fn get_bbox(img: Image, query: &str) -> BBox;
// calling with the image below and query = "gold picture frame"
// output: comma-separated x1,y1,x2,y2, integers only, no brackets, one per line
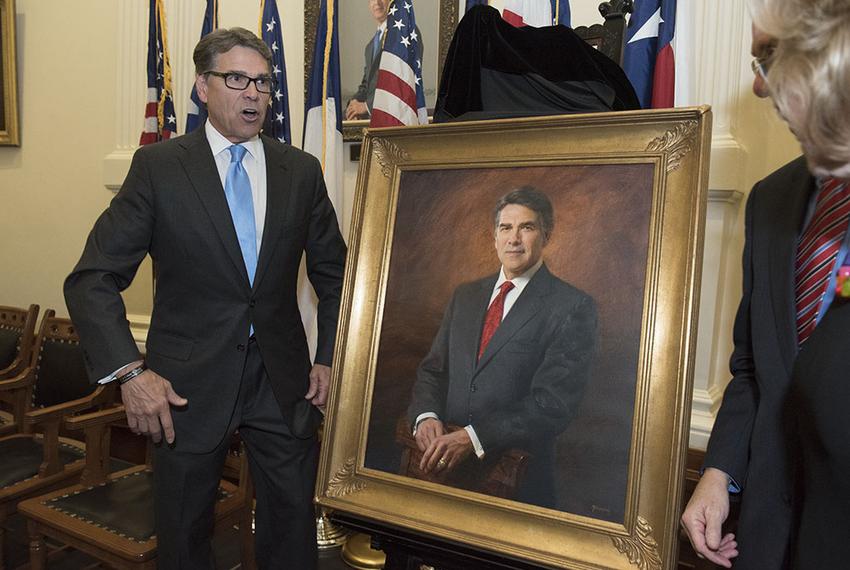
0,0,19,146
317,107,712,569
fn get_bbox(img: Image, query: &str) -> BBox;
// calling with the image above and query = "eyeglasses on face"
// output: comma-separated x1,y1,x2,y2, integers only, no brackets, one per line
751,57,770,82
205,71,274,94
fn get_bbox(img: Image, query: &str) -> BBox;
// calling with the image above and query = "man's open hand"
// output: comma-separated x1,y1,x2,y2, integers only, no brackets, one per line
120,366,187,444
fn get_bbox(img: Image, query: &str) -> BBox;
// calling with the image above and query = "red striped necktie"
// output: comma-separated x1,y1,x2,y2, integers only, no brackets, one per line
478,281,515,360
795,177,850,345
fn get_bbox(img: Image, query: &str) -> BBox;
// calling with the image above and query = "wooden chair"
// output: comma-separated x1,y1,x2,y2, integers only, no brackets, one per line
0,312,114,569
0,304,40,434
574,0,634,66
395,417,531,500
0,304,39,379
20,409,256,569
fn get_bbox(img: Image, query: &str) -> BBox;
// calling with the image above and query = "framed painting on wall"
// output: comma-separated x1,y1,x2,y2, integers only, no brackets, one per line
317,107,712,569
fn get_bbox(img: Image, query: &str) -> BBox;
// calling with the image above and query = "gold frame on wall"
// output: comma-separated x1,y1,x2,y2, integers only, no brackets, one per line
304,0,459,142
0,0,19,146
316,107,713,569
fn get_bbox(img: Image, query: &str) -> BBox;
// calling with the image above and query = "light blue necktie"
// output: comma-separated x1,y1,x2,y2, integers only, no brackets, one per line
224,144,258,286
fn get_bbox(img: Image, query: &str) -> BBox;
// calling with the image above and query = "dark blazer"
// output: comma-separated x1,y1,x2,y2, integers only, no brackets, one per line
64,127,347,453
788,298,850,568
704,156,814,569
408,264,597,506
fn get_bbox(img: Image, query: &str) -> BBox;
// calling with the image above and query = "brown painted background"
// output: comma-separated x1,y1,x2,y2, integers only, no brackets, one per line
363,162,655,522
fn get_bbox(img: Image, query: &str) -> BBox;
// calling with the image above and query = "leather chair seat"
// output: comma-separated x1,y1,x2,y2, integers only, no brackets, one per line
0,436,84,489
45,469,233,543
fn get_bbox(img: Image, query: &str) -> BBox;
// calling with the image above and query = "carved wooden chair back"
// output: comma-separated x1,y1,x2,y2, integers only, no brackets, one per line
0,303,39,380
573,0,634,66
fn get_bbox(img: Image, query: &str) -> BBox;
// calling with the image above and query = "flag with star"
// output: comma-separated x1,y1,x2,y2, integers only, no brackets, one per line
140,0,177,145
301,0,344,359
622,0,676,108
369,0,427,127
502,0,570,27
185,0,218,134
260,0,292,144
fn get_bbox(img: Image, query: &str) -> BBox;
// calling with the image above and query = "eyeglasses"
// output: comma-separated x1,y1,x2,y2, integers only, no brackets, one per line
205,71,274,94
751,57,770,82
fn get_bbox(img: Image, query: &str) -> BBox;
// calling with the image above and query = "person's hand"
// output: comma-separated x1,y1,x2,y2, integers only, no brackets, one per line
345,100,368,120
681,467,739,567
120,366,187,444
420,429,474,474
414,417,444,452
305,363,331,407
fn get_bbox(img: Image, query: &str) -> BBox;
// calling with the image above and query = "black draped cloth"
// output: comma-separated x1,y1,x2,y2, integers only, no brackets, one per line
434,6,639,123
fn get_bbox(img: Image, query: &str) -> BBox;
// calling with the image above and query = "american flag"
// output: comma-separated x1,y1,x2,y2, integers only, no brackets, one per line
185,0,218,134
502,0,571,27
260,0,292,144
369,0,427,127
140,0,177,146
623,0,677,108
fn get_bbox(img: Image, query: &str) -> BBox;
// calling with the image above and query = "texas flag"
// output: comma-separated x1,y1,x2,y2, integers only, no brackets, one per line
622,0,676,108
502,0,570,28
301,0,344,359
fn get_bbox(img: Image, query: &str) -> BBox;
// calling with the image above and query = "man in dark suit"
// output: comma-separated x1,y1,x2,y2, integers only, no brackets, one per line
64,28,346,570
682,2,850,566
345,0,389,120
408,187,597,507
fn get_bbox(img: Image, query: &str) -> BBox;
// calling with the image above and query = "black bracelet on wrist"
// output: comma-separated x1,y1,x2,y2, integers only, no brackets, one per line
117,363,148,385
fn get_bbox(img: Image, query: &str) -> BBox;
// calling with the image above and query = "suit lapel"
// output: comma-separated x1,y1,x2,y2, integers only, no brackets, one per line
474,266,551,373
461,276,496,374
253,137,293,292
768,159,815,375
177,129,249,285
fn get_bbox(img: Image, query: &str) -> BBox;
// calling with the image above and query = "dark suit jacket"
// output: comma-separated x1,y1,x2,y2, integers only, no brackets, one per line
408,264,597,506
703,156,814,569
64,127,347,453
788,298,850,568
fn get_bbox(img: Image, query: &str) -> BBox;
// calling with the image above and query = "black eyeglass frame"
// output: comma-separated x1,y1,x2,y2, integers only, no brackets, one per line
204,70,275,94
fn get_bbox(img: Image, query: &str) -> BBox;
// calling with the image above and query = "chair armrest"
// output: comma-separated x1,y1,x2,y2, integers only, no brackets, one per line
0,357,25,379
23,384,114,427
64,405,126,431
0,367,34,391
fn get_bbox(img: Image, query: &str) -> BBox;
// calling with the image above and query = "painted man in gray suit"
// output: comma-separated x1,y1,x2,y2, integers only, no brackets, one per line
408,186,597,507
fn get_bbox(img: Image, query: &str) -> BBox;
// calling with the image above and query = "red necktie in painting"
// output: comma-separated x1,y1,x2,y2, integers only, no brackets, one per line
478,281,515,360
795,178,850,345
